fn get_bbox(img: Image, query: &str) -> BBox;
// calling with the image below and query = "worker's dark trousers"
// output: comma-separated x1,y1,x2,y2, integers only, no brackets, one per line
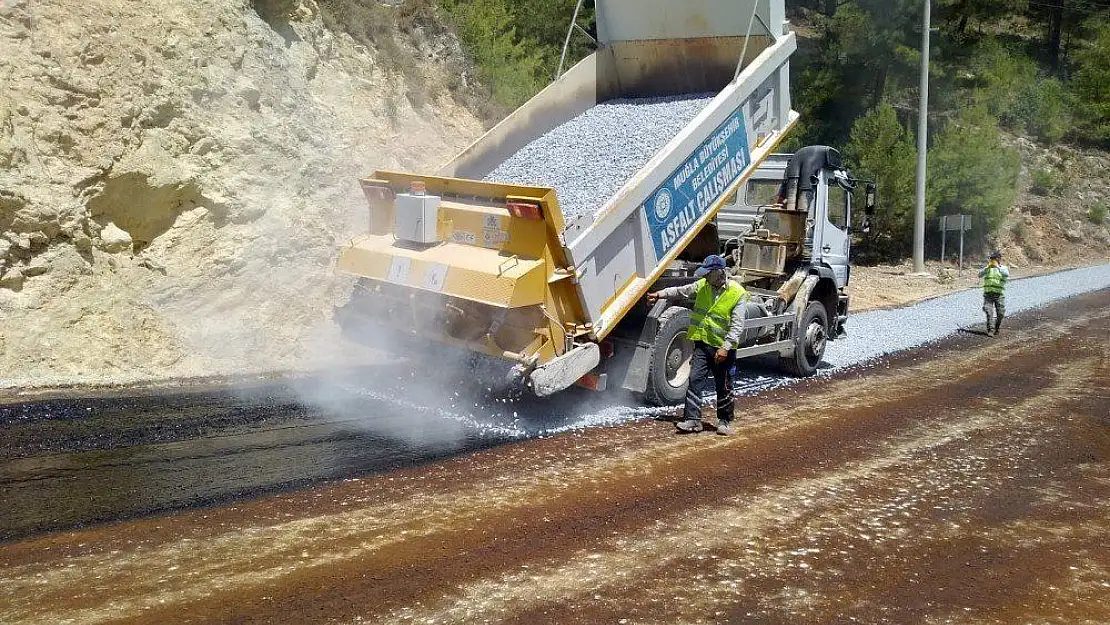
684,341,736,423
983,292,1005,330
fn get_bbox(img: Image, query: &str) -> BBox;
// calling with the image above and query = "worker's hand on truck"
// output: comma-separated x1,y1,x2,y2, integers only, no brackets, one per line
715,348,729,364
646,292,660,304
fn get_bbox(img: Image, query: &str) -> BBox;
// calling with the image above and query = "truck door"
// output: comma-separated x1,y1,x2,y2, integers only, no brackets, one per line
817,172,851,288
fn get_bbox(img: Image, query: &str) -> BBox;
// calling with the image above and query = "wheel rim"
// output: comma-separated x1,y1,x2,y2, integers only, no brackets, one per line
665,331,694,388
804,321,827,364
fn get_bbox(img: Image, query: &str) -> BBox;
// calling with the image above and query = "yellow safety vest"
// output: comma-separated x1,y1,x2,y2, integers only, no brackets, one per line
983,266,1006,295
687,279,747,348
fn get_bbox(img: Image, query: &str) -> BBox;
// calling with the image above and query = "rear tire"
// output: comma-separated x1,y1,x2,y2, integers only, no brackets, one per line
644,306,693,406
780,301,828,377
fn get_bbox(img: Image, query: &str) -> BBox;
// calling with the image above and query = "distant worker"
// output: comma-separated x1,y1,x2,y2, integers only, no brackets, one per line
647,255,748,435
979,250,1009,336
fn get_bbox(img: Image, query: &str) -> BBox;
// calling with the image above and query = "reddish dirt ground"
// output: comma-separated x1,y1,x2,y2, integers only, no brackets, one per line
1,290,1107,625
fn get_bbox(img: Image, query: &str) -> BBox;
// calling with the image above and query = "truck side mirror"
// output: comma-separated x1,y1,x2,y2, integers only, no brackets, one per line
857,183,876,234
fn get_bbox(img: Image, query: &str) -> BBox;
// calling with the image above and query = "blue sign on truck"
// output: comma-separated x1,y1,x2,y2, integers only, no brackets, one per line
645,108,751,258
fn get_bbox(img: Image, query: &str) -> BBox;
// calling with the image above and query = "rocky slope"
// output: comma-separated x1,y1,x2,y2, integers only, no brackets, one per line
996,138,1110,268
0,0,482,387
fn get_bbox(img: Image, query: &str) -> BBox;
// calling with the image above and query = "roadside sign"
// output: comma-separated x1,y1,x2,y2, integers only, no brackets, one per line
939,215,970,270
938,214,971,231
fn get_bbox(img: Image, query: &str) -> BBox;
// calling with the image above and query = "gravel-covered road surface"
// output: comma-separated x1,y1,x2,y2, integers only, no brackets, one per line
1,282,1107,624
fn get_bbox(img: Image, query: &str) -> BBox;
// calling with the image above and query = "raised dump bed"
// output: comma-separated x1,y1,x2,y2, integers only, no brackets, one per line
336,0,799,394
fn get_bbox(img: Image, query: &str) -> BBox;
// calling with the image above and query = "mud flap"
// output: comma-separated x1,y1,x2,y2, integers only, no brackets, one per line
618,299,669,395
529,343,601,397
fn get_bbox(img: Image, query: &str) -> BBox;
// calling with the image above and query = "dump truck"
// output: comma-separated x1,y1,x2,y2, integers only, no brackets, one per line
334,0,876,403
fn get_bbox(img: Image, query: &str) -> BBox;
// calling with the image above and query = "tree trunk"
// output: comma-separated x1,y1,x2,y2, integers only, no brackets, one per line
1047,0,1064,70
954,0,970,37
870,65,889,109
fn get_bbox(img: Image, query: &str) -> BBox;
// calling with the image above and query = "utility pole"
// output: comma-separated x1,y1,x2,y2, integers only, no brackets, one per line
913,0,931,274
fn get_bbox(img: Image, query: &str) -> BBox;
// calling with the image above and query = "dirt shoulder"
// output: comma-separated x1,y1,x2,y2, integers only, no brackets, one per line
848,258,1110,312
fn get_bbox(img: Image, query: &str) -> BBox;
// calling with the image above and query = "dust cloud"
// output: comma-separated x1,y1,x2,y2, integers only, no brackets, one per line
253,301,666,445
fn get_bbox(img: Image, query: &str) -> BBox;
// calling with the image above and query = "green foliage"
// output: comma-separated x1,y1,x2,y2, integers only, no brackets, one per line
845,104,919,259
438,0,594,115
1088,202,1108,225
969,39,1069,142
784,1,1110,261
1030,167,1063,196
936,0,1028,39
1014,77,1069,143
500,1,595,73
1072,17,1110,145
791,1,923,147
439,0,545,112
927,105,1020,247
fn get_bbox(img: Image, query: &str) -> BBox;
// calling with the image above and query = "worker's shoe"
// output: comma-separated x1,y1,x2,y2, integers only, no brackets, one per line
675,419,703,433
716,421,733,436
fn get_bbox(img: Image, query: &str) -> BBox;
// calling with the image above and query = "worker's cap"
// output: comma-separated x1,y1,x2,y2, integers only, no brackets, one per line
989,250,1003,260
694,254,726,278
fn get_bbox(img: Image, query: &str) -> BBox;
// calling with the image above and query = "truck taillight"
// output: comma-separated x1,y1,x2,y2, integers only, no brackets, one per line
507,201,543,220
575,372,607,392
599,339,615,359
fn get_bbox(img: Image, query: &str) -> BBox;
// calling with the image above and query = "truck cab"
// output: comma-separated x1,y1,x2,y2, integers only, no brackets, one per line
618,146,876,405
720,146,871,335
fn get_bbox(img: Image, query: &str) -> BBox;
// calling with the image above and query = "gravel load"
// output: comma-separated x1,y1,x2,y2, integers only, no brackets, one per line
484,94,716,222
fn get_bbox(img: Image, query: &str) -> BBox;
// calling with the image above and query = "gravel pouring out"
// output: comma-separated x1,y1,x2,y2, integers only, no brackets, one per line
483,94,716,221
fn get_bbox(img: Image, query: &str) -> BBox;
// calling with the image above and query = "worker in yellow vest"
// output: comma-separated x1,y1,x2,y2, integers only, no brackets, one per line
648,255,748,435
979,250,1009,336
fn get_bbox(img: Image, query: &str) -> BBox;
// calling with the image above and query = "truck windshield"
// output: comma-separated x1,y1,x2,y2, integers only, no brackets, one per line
745,180,780,207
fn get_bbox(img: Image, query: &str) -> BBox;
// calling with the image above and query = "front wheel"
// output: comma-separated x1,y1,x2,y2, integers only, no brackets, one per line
780,301,829,377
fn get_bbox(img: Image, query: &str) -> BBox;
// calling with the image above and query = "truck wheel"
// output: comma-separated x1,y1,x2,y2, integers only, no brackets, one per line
644,306,693,406
780,301,828,377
